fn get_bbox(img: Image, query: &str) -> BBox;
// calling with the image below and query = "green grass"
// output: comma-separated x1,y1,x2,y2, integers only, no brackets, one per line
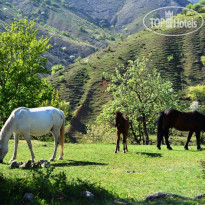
1,140,205,204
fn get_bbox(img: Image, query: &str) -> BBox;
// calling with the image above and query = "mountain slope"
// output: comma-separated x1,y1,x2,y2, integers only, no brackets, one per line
0,0,191,68
67,0,190,35
0,0,115,68
49,12,205,140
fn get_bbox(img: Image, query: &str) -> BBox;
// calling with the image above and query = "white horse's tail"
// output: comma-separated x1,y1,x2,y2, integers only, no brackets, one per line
59,118,65,158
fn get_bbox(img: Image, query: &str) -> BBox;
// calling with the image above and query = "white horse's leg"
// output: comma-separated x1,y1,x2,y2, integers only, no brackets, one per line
10,133,19,162
24,133,35,162
50,130,59,162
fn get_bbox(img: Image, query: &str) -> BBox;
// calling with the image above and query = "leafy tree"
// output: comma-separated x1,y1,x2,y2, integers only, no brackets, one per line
51,64,64,75
187,85,205,113
0,19,52,124
189,101,201,111
186,3,193,10
120,34,124,41
78,26,85,32
74,56,82,63
187,85,205,103
201,56,205,66
41,89,70,118
185,1,205,13
97,57,181,144
192,3,202,12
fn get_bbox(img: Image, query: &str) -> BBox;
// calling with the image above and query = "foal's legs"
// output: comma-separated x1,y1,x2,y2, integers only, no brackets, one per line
184,131,193,150
125,138,128,152
10,133,19,162
164,129,172,150
115,131,120,153
196,131,202,151
50,129,60,161
24,133,35,162
122,133,128,153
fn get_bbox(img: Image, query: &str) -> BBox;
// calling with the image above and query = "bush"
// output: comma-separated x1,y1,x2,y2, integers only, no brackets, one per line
51,64,64,75
0,167,116,204
85,123,116,143
79,26,85,32
74,56,82,63
201,56,205,66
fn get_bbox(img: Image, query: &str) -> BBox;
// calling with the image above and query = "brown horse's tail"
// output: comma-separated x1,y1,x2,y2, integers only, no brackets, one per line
157,112,165,149
59,118,65,158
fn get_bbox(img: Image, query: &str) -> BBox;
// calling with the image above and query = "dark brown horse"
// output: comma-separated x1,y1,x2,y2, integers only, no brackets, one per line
157,109,205,150
114,111,129,153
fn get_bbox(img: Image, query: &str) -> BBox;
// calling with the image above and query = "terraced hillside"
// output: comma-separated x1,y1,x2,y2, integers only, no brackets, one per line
49,12,205,140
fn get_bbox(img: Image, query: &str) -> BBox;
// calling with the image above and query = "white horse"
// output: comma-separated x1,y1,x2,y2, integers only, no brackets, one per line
0,106,65,163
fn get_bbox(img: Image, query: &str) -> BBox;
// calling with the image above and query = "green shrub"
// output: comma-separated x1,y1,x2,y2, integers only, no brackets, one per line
107,45,111,52
74,56,82,63
167,55,174,62
0,167,115,204
79,26,85,32
61,31,70,37
51,64,64,75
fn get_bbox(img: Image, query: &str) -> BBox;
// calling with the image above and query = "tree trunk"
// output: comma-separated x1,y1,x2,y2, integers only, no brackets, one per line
138,122,142,145
130,121,140,144
142,113,149,145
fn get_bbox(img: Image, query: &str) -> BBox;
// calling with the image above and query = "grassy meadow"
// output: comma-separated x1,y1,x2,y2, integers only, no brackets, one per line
0,140,205,204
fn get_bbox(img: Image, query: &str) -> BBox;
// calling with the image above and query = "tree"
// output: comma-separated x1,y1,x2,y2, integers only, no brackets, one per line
74,56,82,63
98,57,181,144
51,64,64,75
0,19,52,124
187,84,205,113
187,85,205,103
41,89,70,118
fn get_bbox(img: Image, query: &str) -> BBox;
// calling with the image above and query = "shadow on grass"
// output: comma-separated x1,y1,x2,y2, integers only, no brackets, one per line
137,197,204,205
136,152,162,158
164,148,205,152
53,160,108,167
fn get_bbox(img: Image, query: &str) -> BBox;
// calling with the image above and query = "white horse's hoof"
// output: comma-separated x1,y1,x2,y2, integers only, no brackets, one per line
49,158,54,162
58,157,63,160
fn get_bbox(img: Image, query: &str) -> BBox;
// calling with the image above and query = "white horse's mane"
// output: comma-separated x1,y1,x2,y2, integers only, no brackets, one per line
0,114,15,141
0,107,27,141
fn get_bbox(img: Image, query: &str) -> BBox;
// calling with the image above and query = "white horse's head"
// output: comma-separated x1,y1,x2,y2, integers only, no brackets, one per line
0,140,8,163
